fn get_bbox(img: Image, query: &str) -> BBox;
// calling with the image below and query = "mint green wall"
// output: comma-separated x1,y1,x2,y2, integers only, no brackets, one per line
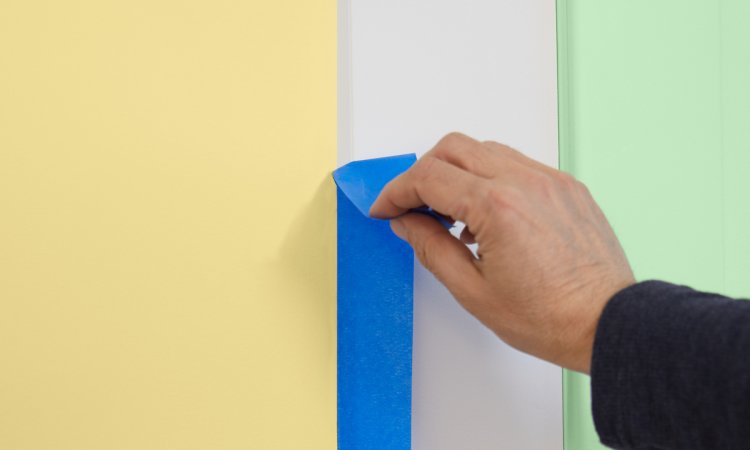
557,1,750,448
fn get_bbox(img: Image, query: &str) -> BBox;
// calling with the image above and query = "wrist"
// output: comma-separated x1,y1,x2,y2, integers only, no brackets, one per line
561,277,635,374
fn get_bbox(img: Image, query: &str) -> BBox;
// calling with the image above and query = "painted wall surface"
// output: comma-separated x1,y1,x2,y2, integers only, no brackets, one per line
341,1,563,448
0,1,337,449
557,1,750,448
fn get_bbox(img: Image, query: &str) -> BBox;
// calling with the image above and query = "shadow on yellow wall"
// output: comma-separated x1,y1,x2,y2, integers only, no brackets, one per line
275,175,337,373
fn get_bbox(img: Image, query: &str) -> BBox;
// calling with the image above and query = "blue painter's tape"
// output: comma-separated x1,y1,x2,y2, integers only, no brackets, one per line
335,154,417,450
333,153,453,229
334,153,417,217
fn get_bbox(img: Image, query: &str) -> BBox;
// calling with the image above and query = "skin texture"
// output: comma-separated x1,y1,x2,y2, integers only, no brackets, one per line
370,132,635,374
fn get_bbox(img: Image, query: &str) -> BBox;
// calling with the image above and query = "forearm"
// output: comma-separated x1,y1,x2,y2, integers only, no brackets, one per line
592,281,750,449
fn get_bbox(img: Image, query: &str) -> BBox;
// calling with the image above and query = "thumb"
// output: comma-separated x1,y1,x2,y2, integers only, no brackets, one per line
391,213,482,299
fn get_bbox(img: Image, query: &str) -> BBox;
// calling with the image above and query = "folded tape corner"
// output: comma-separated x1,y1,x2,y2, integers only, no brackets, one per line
333,153,452,228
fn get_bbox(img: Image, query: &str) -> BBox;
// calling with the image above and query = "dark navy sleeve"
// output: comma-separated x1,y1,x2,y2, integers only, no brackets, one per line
591,280,750,450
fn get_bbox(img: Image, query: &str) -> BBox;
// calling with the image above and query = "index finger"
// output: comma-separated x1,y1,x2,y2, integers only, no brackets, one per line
369,155,486,223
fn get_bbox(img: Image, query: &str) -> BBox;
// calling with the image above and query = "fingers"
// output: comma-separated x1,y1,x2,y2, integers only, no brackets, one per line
369,132,554,225
424,132,555,181
369,156,485,222
480,140,556,175
390,213,482,299
428,132,498,178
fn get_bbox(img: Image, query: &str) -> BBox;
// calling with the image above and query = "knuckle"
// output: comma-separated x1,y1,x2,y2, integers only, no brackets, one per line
481,140,502,150
480,140,506,159
555,171,590,198
413,156,438,183
555,171,578,189
438,131,470,150
482,140,514,156
577,179,592,196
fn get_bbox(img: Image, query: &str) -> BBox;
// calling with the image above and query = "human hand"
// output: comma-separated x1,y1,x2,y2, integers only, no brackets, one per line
369,133,635,374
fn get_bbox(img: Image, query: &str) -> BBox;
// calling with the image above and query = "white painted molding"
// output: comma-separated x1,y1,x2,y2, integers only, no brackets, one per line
338,1,563,448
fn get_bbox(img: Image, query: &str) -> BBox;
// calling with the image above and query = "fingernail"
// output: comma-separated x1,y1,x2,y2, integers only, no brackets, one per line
390,218,406,239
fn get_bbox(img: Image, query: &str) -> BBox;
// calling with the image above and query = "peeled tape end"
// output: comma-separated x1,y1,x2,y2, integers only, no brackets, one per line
333,153,453,229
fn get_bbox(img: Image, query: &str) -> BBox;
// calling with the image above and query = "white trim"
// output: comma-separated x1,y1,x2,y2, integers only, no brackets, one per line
339,1,563,447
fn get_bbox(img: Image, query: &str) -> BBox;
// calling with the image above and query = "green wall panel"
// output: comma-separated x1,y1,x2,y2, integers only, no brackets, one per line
557,1,750,448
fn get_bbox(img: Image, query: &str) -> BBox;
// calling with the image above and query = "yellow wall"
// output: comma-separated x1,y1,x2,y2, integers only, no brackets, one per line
0,1,337,448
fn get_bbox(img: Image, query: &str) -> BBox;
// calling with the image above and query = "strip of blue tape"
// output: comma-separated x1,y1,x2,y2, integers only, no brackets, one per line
334,154,416,450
